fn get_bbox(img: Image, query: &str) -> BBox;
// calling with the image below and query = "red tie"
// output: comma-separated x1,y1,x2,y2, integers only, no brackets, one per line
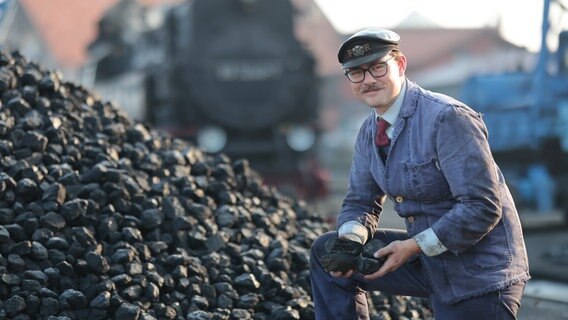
375,118,390,147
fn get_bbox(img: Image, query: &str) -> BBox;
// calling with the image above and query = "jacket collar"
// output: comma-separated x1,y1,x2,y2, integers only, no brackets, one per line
399,78,419,118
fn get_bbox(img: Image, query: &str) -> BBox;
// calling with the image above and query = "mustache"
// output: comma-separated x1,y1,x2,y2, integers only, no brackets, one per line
360,84,382,93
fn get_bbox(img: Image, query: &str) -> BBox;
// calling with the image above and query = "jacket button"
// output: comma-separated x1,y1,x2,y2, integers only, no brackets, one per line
395,196,404,203
407,216,415,223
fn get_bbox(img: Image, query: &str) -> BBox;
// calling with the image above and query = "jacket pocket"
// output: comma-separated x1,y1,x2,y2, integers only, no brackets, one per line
403,159,451,201
460,221,512,275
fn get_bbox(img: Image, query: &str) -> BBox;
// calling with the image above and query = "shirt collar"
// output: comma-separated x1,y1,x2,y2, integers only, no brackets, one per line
374,79,406,125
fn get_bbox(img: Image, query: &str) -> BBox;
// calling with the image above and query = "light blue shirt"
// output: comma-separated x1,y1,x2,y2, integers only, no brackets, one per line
374,79,405,139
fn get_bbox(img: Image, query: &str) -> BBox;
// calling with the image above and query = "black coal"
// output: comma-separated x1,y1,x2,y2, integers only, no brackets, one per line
0,51,433,320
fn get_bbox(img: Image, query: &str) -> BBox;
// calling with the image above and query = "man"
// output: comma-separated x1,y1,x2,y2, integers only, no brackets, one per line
309,28,530,320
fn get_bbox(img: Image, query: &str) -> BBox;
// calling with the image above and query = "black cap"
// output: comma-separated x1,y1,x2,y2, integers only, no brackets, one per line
338,28,400,68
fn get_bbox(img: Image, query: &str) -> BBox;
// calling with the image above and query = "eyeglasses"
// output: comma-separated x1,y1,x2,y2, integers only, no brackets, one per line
344,56,394,83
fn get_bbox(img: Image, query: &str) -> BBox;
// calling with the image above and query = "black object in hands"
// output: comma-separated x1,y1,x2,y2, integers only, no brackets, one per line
320,237,387,275
320,237,363,273
356,239,387,275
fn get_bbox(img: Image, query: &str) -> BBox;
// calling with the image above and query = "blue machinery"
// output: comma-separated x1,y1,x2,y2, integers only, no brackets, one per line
461,0,568,217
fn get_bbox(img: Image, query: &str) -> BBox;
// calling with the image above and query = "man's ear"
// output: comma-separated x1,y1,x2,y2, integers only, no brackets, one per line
397,54,407,77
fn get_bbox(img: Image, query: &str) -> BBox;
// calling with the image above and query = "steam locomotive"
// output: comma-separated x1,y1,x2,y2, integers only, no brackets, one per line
89,0,328,199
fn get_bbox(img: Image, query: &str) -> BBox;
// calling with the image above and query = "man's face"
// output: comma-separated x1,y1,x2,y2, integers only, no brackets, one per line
345,53,406,114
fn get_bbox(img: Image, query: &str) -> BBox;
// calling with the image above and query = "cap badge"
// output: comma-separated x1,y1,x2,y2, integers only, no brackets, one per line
347,44,371,58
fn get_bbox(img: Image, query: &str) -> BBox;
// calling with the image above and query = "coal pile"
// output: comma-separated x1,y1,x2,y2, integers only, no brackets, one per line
0,50,432,320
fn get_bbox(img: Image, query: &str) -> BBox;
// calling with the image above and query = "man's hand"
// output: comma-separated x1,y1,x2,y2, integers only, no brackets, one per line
363,238,421,280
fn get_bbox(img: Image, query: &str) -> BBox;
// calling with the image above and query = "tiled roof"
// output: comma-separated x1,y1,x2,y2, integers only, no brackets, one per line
395,27,516,74
291,0,343,76
19,0,513,77
19,0,182,68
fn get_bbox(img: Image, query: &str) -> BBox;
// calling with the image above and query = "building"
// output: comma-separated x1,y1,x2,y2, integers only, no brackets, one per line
0,0,180,82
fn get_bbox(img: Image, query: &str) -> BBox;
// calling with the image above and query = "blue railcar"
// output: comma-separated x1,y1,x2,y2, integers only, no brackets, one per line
461,0,568,219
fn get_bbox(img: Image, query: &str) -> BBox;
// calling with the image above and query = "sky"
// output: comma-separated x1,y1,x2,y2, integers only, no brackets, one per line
313,0,557,53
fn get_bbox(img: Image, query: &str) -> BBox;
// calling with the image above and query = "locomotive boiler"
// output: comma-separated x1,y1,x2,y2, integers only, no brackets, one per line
90,0,328,199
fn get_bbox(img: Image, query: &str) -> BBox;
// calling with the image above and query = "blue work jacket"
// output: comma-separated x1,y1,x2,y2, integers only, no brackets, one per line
338,80,530,304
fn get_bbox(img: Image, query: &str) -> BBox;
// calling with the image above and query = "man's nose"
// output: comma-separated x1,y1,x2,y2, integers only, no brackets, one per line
362,70,377,83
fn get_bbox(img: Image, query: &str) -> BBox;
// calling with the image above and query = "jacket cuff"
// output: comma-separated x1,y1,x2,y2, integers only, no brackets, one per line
337,221,368,244
414,228,447,256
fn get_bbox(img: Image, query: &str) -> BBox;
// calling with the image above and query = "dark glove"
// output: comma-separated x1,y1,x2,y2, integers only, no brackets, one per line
320,237,363,273
320,237,387,275
356,238,387,275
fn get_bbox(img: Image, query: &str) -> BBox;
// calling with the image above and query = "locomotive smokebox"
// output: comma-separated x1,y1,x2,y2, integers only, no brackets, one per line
181,0,317,130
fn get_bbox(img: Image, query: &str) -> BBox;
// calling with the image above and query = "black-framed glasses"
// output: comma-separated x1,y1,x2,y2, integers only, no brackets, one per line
344,56,394,83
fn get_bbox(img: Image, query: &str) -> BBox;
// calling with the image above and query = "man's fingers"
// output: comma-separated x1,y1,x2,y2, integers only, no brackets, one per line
373,243,394,258
363,261,392,279
330,269,354,278
365,248,401,279
330,271,342,277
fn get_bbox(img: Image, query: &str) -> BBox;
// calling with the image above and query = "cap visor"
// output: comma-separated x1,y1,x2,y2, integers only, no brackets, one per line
341,50,391,69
